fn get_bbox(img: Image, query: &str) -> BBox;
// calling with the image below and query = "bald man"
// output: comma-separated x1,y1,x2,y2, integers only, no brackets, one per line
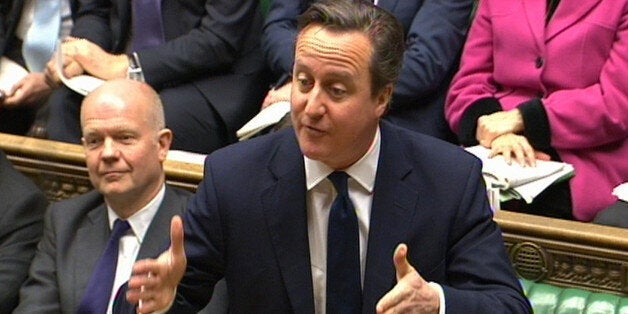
16,79,226,314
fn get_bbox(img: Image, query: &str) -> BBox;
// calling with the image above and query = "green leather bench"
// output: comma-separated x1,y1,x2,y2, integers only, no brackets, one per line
521,279,628,314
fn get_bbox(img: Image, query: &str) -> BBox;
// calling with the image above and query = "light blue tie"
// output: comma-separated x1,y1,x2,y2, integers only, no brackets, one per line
22,0,61,73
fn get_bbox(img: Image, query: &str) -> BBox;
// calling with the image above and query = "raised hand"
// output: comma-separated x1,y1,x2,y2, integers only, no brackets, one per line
126,216,187,313
376,244,440,314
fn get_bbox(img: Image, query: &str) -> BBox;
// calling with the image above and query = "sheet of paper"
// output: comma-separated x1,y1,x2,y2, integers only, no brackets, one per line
56,45,104,96
0,56,29,93
236,101,291,140
612,182,628,202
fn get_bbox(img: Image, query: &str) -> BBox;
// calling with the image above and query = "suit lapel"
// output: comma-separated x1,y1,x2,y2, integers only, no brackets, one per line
521,0,547,51
137,186,186,260
362,123,419,312
261,132,315,313
546,0,602,41
73,204,109,304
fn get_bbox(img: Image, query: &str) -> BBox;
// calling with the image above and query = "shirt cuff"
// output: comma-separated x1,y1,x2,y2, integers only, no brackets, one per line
428,281,446,314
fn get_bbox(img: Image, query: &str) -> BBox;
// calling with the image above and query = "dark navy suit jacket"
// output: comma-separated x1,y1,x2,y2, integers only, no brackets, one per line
170,121,531,313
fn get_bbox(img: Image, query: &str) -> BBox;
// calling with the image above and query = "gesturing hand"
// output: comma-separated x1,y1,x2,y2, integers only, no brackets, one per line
126,216,187,313
376,244,440,314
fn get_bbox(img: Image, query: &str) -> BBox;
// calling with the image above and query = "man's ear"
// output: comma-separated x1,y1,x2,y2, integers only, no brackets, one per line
375,83,394,118
157,129,173,160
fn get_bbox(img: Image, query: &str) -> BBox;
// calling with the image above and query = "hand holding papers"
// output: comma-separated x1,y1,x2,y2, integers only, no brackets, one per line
466,145,575,204
56,44,104,96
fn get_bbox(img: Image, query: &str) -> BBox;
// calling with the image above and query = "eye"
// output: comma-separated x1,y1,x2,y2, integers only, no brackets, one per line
117,133,136,144
328,86,347,99
296,76,313,91
84,136,103,149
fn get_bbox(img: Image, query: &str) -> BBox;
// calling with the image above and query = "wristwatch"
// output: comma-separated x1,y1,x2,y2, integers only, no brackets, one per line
127,52,145,82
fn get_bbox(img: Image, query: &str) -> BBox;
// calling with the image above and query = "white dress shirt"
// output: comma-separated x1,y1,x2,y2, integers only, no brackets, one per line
304,127,445,314
105,184,166,314
16,0,73,42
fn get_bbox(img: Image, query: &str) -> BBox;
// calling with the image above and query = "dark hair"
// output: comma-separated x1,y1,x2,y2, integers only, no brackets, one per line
297,0,405,97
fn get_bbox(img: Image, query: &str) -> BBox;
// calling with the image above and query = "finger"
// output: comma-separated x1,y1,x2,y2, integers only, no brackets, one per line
521,142,537,167
512,143,527,167
535,151,551,161
169,215,185,266
376,285,406,313
393,243,415,281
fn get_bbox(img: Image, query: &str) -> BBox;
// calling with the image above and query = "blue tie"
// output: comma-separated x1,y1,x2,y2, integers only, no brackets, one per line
132,0,166,51
78,219,131,314
326,171,362,313
22,0,61,72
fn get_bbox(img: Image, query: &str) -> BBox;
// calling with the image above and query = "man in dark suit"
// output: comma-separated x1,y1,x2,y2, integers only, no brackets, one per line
0,150,48,313
45,0,269,154
261,0,473,143
125,1,531,313
15,79,225,313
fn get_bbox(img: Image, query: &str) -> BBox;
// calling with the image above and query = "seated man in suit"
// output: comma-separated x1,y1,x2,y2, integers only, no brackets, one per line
44,0,269,154
15,79,226,313
0,0,73,136
0,149,48,313
123,1,531,313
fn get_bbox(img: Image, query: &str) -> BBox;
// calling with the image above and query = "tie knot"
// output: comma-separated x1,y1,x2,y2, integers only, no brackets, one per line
328,171,349,196
111,219,131,241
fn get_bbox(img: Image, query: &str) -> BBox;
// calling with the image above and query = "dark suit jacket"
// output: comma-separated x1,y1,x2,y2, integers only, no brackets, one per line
14,186,191,313
0,150,48,314
262,0,472,142
70,0,269,142
170,121,531,313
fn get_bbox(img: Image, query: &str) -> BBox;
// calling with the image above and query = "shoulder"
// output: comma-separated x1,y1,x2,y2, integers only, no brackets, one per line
46,190,104,223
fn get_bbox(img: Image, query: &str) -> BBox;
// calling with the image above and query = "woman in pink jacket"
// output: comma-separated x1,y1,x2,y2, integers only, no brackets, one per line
446,0,628,221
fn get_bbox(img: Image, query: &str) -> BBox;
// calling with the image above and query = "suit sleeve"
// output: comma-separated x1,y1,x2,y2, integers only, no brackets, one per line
441,159,531,313
69,0,113,50
392,0,473,109
137,0,259,88
445,0,501,137
0,189,47,313
13,204,63,314
261,0,307,77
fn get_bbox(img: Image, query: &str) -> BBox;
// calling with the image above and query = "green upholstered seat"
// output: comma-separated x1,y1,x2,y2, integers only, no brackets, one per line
520,279,628,314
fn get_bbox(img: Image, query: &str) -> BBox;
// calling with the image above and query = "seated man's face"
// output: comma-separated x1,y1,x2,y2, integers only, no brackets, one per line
291,25,388,170
81,91,168,203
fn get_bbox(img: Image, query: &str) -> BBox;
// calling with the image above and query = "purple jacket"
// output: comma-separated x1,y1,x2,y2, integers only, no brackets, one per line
446,0,628,221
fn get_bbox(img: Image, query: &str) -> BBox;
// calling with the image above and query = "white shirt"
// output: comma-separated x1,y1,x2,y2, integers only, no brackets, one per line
105,184,166,314
305,127,445,314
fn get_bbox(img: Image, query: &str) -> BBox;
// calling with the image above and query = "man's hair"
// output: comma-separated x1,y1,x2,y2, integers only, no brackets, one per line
298,0,405,97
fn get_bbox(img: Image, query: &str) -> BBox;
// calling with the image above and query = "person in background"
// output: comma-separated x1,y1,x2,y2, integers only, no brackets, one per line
261,0,473,142
0,0,73,136
0,149,48,313
15,79,226,313
44,0,269,154
445,0,628,221
121,1,530,313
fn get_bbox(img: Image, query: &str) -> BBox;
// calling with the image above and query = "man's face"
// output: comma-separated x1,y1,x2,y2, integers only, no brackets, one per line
81,94,169,203
291,26,390,169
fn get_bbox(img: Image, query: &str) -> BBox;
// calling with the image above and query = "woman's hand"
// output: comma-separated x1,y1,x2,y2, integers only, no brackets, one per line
488,133,550,167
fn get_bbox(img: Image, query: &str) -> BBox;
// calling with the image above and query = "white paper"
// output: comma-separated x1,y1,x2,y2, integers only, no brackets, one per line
56,45,104,96
0,56,29,93
612,182,628,202
166,150,207,166
236,101,291,140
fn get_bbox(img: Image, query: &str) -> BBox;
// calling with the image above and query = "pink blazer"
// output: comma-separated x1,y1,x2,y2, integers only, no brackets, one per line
446,0,628,221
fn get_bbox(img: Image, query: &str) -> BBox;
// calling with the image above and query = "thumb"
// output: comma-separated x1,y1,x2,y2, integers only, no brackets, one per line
169,215,185,267
393,243,415,281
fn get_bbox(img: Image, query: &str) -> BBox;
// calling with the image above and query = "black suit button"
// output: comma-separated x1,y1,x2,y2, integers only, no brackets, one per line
535,57,544,68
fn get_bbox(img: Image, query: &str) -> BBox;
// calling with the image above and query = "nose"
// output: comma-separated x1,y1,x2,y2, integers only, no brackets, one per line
101,138,120,160
303,85,325,118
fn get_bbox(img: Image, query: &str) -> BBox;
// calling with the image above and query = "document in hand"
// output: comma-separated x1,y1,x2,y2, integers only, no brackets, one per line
236,101,291,141
56,43,104,96
465,145,575,204
0,56,29,93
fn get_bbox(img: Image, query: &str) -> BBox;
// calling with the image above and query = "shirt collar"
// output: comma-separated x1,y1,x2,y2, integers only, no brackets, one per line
305,127,380,193
107,184,166,243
